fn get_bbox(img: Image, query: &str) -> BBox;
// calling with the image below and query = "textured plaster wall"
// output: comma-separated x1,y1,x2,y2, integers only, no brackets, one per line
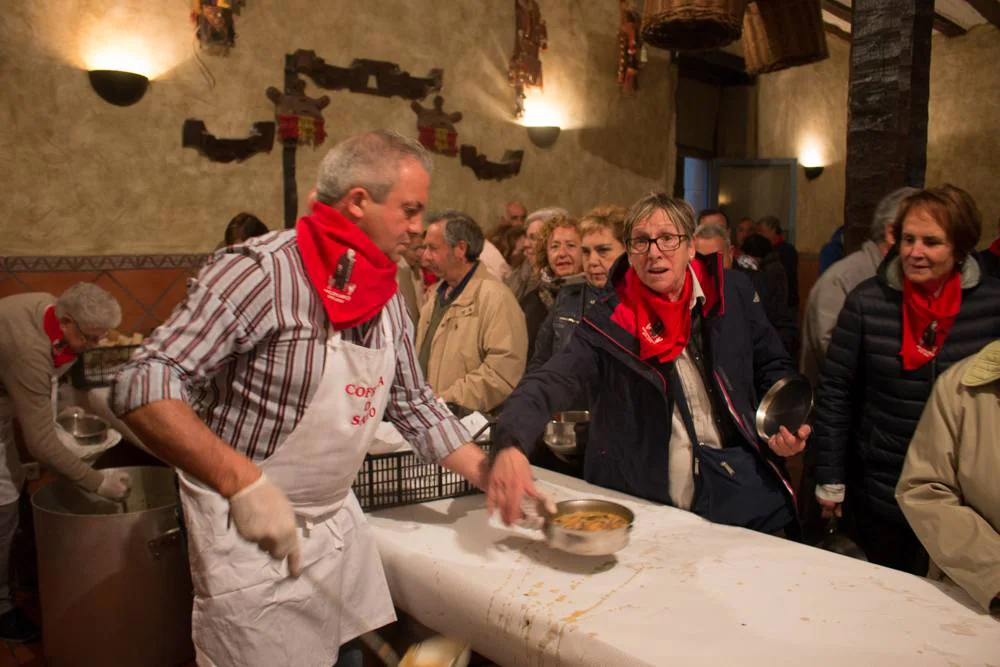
756,36,850,254
757,25,1000,253
0,0,676,256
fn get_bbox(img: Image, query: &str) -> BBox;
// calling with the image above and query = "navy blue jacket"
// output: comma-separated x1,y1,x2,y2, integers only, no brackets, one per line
810,254,1000,523
495,255,796,508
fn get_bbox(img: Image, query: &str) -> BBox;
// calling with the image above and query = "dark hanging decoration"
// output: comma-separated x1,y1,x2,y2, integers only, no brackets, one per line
410,96,462,156
459,145,524,181
181,119,275,163
266,78,331,147
289,50,443,101
619,1,642,92
191,0,246,52
508,0,548,118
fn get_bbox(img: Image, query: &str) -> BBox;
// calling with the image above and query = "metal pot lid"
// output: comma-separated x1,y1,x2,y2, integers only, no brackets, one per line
755,374,814,441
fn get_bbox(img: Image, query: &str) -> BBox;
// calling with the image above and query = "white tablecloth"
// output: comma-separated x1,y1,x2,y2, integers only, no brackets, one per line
369,469,999,667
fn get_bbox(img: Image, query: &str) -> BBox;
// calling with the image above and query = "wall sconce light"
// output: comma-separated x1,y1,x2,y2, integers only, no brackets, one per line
803,165,824,181
526,126,561,149
88,70,150,107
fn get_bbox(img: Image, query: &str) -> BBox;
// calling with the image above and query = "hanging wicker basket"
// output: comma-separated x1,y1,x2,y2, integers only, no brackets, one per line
742,0,830,74
641,0,749,51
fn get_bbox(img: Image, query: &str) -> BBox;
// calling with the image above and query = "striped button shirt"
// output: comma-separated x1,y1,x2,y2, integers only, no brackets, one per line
111,230,470,462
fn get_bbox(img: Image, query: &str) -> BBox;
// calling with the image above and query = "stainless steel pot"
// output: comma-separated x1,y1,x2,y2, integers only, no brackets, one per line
543,498,634,556
542,410,590,462
32,466,194,667
755,374,814,440
55,412,108,446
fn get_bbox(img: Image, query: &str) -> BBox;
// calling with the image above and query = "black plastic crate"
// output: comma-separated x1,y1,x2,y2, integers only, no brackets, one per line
70,345,141,389
352,442,493,512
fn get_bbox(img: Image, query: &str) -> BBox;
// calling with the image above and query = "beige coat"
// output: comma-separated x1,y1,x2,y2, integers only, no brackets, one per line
416,263,527,412
896,341,1000,612
800,240,883,386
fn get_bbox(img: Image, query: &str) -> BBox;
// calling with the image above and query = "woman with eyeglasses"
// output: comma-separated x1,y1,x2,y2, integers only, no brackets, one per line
487,192,807,533
810,184,1000,575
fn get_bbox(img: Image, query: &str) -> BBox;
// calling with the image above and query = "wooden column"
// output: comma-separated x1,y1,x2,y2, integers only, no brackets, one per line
842,0,934,253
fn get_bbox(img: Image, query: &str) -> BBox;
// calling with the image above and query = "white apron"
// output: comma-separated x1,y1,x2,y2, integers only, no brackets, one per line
180,315,398,667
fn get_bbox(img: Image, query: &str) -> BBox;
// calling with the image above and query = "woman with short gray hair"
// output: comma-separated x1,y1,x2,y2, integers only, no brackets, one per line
491,191,806,534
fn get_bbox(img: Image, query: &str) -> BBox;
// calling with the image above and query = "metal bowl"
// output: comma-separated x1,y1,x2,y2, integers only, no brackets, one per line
56,413,109,446
544,498,634,556
542,411,589,462
755,374,814,440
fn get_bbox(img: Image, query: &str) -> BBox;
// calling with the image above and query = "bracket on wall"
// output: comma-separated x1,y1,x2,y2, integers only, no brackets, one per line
181,119,275,163
289,50,443,100
411,96,463,156
459,145,524,181
508,0,547,118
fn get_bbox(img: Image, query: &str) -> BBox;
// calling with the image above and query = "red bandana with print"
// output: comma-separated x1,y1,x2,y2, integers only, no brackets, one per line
900,272,962,371
296,202,398,330
43,306,77,368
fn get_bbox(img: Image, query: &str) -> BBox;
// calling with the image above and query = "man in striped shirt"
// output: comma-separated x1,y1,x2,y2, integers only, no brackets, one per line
111,130,487,667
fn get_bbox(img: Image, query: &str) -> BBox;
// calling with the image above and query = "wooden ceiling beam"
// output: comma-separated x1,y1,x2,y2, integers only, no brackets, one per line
965,0,1000,29
825,0,968,37
825,22,853,41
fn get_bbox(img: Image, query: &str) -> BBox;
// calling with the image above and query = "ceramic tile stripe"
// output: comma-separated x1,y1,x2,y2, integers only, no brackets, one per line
1,254,208,272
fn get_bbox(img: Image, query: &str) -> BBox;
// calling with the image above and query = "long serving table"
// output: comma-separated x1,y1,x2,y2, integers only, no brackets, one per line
368,468,999,666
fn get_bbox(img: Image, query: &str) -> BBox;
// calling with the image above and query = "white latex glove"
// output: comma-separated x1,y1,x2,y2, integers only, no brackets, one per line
228,474,302,577
96,470,131,500
516,491,559,531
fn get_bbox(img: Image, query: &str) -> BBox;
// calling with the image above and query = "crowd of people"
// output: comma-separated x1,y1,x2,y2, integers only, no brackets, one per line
1,129,997,664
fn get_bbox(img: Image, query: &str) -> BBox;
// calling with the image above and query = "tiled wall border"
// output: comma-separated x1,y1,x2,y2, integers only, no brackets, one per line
2,254,209,272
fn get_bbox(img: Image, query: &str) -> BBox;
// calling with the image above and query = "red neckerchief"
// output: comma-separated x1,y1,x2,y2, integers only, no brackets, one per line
900,272,962,371
43,305,77,368
989,237,1000,257
613,266,695,363
296,202,398,330
421,268,438,287
774,235,785,246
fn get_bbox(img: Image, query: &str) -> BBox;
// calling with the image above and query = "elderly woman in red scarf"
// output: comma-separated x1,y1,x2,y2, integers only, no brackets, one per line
488,192,808,533
809,184,1000,575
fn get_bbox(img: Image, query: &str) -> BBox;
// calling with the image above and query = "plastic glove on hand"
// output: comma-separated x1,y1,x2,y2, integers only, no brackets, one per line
228,474,302,577
96,470,131,500
516,491,558,531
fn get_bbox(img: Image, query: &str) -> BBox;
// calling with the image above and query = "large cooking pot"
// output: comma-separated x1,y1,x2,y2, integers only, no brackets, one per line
31,466,194,667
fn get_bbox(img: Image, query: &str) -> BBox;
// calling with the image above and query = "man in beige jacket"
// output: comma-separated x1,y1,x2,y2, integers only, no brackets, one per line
0,283,130,641
799,187,917,386
417,210,528,413
896,340,1000,614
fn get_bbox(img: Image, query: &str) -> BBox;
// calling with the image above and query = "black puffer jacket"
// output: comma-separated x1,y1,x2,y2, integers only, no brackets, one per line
811,253,1000,523
526,281,611,374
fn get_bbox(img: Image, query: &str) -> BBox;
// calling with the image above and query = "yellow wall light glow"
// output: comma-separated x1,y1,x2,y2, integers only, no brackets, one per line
519,91,564,128
798,136,826,168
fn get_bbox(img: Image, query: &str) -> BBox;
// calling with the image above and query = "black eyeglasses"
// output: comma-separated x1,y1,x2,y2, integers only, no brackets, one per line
627,233,689,254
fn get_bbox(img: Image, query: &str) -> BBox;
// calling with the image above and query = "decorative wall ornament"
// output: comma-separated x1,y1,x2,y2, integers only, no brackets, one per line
619,1,642,92
410,96,463,156
459,145,524,181
508,0,548,118
266,79,331,147
181,120,275,163
290,50,443,100
191,0,246,52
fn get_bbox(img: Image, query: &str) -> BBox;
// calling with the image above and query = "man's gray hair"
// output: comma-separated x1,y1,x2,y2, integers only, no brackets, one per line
872,186,920,242
623,191,697,243
315,129,433,205
694,222,731,249
55,283,121,330
757,215,782,235
525,207,570,226
427,210,485,262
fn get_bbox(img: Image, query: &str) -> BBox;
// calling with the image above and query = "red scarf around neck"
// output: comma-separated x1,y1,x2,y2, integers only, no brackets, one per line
296,202,398,330
989,237,1000,257
900,272,962,371
613,266,695,363
43,306,78,368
